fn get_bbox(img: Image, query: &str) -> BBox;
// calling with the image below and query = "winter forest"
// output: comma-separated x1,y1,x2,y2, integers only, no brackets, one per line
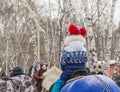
0,0,120,77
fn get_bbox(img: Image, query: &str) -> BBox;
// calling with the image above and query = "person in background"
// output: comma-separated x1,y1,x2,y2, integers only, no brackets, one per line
90,69,96,75
114,74,120,87
10,66,24,77
7,66,37,92
52,24,89,92
97,69,103,75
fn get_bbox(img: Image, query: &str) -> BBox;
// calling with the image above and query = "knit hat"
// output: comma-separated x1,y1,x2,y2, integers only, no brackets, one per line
11,66,24,77
60,24,88,82
61,75,120,92
64,24,87,46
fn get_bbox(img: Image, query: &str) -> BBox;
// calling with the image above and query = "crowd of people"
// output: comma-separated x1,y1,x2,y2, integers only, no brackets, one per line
0,64,119,92
0,66,38,92
0,24,120,92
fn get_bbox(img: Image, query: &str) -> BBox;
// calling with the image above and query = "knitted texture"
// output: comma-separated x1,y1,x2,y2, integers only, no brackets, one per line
60,50,87,81
61,50,87,70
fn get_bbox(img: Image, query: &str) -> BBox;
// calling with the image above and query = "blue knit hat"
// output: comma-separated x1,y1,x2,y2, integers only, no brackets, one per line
61,75,120,92
11,66,24,77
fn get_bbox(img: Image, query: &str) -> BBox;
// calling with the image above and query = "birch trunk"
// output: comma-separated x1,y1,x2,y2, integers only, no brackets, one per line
114,24,120,65
23,0,46,61
97,0,104,61
5,39,9,75
103,0,117,76
44,21,50,66
81,0,97,68
104,0,117,63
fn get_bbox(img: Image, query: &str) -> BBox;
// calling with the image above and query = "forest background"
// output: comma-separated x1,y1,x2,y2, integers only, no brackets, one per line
0,0,120,76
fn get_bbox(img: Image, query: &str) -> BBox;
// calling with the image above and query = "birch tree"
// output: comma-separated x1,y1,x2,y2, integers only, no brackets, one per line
113,23,120,65
104,0,117,64
81,0,97,68
0,0,45,74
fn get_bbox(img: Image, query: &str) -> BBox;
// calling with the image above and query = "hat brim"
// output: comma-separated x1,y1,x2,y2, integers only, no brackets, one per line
64,35,86,46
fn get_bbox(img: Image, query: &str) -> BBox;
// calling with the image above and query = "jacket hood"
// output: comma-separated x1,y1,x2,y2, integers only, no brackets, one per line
61,75,120,92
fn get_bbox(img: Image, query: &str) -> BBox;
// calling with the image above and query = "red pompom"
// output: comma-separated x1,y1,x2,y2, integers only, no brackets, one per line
79,28,87,37
68,24,87,37
68,24,79,35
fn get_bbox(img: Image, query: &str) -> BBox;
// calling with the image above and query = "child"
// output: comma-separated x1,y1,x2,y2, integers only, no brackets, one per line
52,24,89,92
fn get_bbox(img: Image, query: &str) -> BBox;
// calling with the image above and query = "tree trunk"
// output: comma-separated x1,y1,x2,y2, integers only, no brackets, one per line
104,0,117,63
81,0,97,68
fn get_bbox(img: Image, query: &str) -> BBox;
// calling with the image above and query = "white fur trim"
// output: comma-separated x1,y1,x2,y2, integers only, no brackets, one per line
42,66,62,91
64,35,86,46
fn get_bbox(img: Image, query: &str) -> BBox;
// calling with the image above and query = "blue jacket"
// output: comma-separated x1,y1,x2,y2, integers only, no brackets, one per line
60,75,120,92
60,50,87,81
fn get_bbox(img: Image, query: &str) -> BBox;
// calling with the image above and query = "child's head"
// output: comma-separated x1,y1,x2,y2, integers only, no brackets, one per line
64,24,87,52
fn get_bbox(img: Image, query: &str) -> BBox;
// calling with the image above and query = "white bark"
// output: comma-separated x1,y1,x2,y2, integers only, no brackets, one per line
44,21,50,65
5,39,9,75
114,24,120,64
81,0,97,68
97,0,103,60
23,0,46,61
104,0,117,63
